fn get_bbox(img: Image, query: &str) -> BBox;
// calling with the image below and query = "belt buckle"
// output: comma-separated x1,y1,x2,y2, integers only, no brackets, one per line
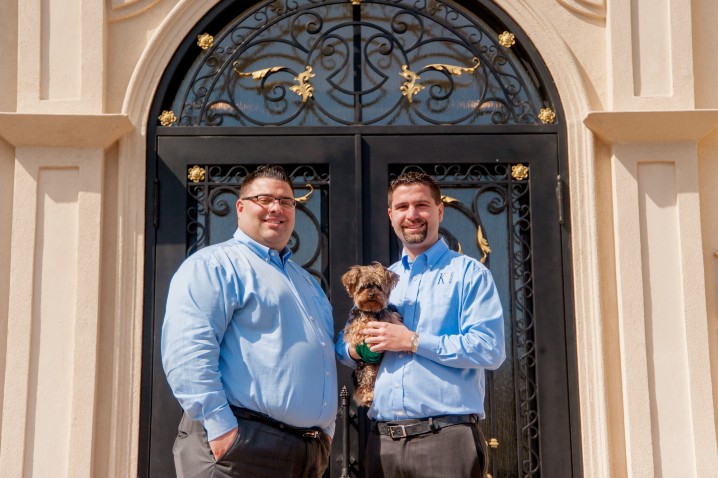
389,424,407,438
303,430,320,439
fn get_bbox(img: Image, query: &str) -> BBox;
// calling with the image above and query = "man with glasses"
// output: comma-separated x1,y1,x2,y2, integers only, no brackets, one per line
162,165,337,478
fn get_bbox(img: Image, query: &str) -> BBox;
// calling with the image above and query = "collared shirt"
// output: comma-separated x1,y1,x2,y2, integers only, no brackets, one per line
162,228,337,441
337,238,505,421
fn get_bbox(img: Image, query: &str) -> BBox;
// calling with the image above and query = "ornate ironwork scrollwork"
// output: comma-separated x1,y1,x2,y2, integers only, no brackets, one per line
233,63,286,81
185,164,330,293
234,63,316,103
289,66,315,103
399,65,425,103
295,184,314,204
169,0,549,126
424,57,480,77
401,57,481,103
441,194,491,263
510,177,539,476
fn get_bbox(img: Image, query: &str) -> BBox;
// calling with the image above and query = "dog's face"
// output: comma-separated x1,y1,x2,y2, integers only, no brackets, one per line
341,262,400,313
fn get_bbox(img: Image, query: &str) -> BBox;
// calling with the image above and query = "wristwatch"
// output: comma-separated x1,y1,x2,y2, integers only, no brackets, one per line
410,333,419,353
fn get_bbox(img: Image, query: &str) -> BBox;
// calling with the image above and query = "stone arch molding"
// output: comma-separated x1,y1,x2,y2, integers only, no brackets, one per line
121,1,605,476
555,0,605,21
107,0,162,22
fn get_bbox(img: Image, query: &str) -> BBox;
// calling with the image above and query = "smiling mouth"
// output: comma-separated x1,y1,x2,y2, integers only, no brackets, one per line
402,221,425,230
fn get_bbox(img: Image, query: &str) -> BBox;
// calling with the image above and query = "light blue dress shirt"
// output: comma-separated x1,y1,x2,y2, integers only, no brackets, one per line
162,228,338,441
337,238,505,421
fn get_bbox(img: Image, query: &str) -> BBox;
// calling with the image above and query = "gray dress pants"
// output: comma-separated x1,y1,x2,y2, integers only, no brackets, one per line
172,412,330,478
364,420,488,478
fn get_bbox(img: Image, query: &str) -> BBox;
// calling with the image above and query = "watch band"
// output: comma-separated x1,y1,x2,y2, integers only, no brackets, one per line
410,333,419,353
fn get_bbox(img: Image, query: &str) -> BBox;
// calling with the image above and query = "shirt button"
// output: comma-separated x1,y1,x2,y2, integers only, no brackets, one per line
326,371,330,376
309,316,314,321
407,300,414,306
397,411,404,416
265,258,269,262
398,354,404,358
413,276,419,281
323,402,328,406
321,342,326,346
394,383,400,388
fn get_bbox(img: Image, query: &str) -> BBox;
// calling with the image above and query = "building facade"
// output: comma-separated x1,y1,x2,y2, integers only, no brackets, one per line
0,1,716,477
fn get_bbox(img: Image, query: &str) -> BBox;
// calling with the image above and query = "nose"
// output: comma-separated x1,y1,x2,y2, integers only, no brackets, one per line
267,199,283,212
406,205,420,219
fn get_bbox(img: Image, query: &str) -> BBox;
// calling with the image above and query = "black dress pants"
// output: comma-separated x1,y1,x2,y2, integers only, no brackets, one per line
172,412,330,478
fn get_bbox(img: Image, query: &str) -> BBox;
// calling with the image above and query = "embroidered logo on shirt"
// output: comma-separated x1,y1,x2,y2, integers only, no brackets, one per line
437,272,454,284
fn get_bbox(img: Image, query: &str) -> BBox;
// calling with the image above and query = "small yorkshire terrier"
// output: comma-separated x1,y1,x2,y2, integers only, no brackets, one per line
341,262,401,407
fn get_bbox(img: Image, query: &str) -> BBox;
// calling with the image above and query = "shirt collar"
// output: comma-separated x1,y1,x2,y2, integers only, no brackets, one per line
233,228,293,265
401,238,449,270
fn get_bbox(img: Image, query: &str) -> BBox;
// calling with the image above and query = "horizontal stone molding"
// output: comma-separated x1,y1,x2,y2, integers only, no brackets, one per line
585,110,718,144
0,114,134,148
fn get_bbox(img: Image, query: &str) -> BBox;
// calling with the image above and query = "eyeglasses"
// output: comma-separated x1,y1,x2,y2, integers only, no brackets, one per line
241,194,297,209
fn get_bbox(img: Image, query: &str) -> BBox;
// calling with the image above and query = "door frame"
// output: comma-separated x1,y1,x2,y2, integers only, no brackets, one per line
141,124,580,477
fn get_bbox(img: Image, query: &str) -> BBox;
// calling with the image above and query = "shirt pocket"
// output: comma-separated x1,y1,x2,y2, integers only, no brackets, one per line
431,283,458,307
420,285,461,333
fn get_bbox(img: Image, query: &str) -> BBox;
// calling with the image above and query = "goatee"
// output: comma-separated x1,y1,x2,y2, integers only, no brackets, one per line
401,223,428,244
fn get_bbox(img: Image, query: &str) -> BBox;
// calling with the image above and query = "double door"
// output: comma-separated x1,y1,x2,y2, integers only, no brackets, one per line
141,130,577,477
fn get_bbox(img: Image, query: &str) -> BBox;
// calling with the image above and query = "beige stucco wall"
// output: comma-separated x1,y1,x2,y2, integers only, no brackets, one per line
694,0,718,449
0,0,716,476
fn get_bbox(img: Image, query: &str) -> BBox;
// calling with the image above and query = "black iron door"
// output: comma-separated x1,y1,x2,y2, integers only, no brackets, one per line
362,133,574,478
142,129,577,478
142,134,359,477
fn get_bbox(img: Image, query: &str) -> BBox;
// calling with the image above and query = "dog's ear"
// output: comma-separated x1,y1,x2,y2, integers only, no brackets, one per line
382,267,400,291
387,269,400,291
341,266,362,297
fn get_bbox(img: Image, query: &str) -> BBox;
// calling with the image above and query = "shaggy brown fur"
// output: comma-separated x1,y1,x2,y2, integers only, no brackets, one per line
341,262,401,407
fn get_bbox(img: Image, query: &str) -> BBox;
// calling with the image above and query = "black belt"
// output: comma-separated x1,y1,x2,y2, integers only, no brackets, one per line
374,414,477,439
230,405,324,440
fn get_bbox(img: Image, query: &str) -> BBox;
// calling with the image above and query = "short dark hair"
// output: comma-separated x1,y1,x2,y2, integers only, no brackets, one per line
387,171,441,206
240,165,293,196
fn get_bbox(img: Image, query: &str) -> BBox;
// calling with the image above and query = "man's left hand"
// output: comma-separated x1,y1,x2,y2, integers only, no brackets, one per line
363,321,414,352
